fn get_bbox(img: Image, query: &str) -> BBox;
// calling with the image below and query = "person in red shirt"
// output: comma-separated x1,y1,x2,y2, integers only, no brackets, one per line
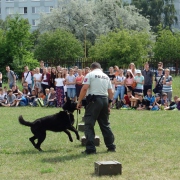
76,69,84,99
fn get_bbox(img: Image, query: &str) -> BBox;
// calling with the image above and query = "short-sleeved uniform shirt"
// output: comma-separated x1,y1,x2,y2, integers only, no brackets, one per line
83,69,112,96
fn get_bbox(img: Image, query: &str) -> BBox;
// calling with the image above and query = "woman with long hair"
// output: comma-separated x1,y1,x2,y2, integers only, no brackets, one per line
124,69,134,95
55,71,65,107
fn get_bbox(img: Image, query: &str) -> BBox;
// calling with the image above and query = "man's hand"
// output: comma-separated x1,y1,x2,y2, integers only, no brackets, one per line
77,102,82,110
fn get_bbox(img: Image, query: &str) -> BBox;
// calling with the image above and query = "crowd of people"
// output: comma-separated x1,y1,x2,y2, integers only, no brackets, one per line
0,60,179,111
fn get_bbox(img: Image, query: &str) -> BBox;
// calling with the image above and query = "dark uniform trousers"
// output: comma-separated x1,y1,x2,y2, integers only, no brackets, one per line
84,96,116,151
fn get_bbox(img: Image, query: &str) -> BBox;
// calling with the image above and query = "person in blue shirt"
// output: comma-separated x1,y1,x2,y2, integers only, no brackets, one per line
144,89,155,110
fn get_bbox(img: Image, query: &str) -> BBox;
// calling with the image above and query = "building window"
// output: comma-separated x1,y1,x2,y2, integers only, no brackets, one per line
19,7,27,14
32,7,40,14
6,0,14,2
19,0,27,2
6,7,14,14
0,8,1,15
32,19,39,26
45,6,53,13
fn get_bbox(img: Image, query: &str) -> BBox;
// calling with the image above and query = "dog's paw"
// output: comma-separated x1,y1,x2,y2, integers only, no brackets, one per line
70,139,73,142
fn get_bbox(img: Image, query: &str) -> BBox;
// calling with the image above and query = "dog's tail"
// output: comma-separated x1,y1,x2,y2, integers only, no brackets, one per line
19,115,33,127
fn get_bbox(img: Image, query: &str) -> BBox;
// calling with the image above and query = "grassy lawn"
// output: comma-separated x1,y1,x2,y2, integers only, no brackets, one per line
0,107,180,180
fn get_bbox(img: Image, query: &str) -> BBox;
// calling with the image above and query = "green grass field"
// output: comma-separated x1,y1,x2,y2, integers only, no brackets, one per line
0,107,180,180
0,77,180,179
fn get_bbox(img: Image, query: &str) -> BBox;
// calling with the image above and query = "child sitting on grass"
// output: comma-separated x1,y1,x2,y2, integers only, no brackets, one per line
136,93,146,110
150,93,161,111
164,95,179,110
161,93,169,109
144,89,155,110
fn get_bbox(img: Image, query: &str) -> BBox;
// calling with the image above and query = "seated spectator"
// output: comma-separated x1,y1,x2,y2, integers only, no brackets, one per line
43,88,50,106
27,90,37,105
144,89,155,110
136,93,146,110
12,85,22,97
3,86,8,99
47,87,56,107
176,98,180,110
131,92,139,108
14,92,28,107
150,93,161,111
33,90,45,107
1,89,16,107
0,88,6,105
164,95,179,110
123,90,132,108
161,93,169,108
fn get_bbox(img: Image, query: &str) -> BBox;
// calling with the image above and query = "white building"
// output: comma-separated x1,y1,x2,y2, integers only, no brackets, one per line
0,0,58,31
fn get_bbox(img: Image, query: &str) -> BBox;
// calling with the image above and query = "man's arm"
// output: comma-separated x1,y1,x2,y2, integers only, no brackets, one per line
77,84,89,108
108,89,113,100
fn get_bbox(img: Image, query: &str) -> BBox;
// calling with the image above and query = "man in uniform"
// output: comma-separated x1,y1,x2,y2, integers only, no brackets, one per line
77,62,116,154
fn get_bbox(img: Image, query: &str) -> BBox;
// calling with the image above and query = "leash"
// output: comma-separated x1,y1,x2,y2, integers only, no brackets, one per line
76,109,80,130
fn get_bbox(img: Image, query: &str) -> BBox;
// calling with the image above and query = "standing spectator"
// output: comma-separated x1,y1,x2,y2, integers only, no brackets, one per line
55,72,65,107
76,69,84,99
111,69,125,108
162,68,173,102
142,62,153,96
77,62,116,154
0,71,2,87
124,69,134,94
155,62,164,77
134,70,144,93
6,66,16,89
114,65,119,76
66,68,76,101
39,60,45,74
108,67,116,92
128,63,137,76
154,67,164,95
33,67,42,94
50,67,56,88
85,67,90,76
47,67,51,74
41,68,51,95
22,66,32,94
62,68,68,98
56,65,61,72
31,69,36,90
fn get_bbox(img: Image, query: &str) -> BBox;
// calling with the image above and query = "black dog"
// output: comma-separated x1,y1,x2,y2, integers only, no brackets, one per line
19,98,80,151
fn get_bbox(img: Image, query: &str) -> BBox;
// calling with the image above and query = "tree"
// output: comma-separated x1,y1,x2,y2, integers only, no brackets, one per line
38,0,151,44
154,28,180,61
89,29,153,67
131,0,177,32
0,15,39,74
34,29,83,64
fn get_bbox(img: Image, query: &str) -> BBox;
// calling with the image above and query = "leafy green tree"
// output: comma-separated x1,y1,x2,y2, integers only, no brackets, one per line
131,0,177,32
0,15,39,74
89,29,153,67
154,28,180,61
34,29,83,64
39,0,151,44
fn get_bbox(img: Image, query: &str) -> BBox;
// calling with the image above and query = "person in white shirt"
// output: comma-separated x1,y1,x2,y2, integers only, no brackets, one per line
22,66,32,93
33,67,42,94
55,71,65,107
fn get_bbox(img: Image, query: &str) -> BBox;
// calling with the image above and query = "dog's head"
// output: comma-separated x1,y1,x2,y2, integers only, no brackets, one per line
62,97,77,113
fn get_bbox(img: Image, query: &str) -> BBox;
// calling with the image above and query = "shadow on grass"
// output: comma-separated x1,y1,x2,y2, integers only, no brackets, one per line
0,149,59,155
42,151,107,163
